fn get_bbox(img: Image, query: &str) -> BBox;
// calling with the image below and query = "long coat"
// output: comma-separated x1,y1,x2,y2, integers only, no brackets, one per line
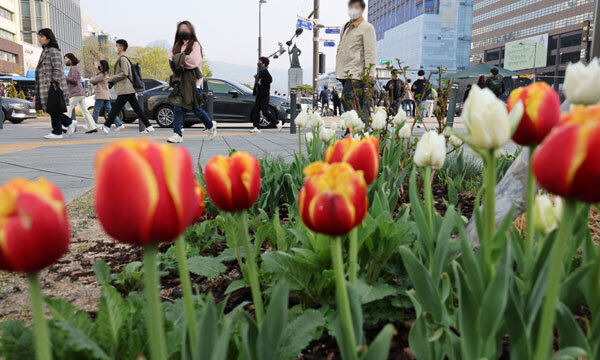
35,46,68,112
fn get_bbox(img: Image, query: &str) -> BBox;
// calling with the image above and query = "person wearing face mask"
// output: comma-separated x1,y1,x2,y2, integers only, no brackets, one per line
101,39,155,134
64,53,97,133
336,0,376,124
250,57,282,133
167,20,217,143
90,60,124,132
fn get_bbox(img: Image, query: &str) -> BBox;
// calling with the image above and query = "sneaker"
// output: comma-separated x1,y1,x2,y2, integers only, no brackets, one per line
85,129,98,134
276,121,283,132
101,125,110,134
142,126,155,134
167,134,183,143
416,124,422,128
66,122,76,137
115,124,125,132
209,121,218,140
72,120,78,133
250,127,261,134
44,133,63,139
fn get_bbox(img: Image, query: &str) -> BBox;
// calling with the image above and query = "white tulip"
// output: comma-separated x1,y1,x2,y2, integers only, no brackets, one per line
462,86,511,150
392,110,408,126
397,123,412,139
533,194,563,234
309,112,324,128
449,135,463,148
294,110,309,128
320,127,336,142
352,133,362,140
330,123,338,132
371,109,387,130
305,132,314,143
414,131,446,169
563,58,600,105
341,110,364,130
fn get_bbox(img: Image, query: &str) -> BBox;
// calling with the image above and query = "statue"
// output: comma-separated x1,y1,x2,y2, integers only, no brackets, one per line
289,44,302,69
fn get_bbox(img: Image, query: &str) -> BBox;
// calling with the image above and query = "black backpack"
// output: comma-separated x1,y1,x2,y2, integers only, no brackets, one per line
122,56,145,93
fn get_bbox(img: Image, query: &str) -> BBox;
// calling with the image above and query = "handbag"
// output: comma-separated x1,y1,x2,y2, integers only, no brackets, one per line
46,82,67,114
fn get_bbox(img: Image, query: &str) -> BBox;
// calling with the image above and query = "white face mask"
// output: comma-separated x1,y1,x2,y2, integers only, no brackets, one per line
348,8,361,20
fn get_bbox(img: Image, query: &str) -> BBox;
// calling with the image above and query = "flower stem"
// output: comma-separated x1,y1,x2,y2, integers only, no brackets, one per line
27,273,52,360
533,199,576,360
298,129,302,155
331,236,358,360
237,211,264,326
348,228,358,286
524,146,536,278
175,235,197,355
424,166,434,233
483,151,496,279
143,244,168,360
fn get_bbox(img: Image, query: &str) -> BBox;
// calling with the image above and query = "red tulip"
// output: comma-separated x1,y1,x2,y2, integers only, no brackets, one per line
0,178,70,273
533,105,600,203
298,162,368,236
507,82,561,146
95,139,199,246
204,152,261,212
325,136,380,185
194,181,206,222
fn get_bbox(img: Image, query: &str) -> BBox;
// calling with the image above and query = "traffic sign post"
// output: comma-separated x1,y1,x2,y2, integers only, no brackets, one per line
297,18,313,31
325,27,340,34
323,41,335,47
206,90,215,121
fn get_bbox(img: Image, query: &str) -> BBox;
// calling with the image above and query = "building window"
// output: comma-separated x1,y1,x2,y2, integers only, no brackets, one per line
0,29,14,41
0,49,17,63
0,6,13,21
560,33,582,49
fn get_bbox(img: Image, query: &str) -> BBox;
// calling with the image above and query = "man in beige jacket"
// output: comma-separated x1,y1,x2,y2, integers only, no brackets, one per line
335,0,377,121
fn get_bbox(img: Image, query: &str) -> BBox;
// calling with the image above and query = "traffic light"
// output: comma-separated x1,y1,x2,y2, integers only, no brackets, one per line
319,53,326,74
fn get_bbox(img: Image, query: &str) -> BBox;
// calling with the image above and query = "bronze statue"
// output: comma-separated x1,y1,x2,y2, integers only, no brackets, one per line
289,44,302,69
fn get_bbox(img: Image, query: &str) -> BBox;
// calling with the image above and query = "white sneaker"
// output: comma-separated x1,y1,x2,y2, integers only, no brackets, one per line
101,125,110,134
416,124,422,128
250,127,261,134
44,133,63,139
66,122,76,137
142,126,155,134
209,121,218,140
115,124,125,132
167,134,183,143
276,121,283,132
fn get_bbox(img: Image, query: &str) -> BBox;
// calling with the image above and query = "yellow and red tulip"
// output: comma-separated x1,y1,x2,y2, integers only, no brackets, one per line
204,152,261,212
507,82,561,146
194,181,206,222
325,136,380,185
298,162,368,236
0,178,70,273
95,139,200,246
533,105,600,203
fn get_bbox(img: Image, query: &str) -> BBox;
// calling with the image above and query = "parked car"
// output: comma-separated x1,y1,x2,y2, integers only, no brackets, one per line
142,78,301,128
1,97,37,123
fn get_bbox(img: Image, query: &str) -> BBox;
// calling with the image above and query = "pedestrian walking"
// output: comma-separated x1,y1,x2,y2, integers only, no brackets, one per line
64,53,97,133
251,56,281,133
335,0,376,123
477,75,486,89
463,84,472,102
401,79,414,117
485,68,505,98
385,69,404,115
35,28,75,140
90,60,124,133
167,20,217,143
411,70,429,126
332,86,342,116
101,39,154,134
320,85,331,115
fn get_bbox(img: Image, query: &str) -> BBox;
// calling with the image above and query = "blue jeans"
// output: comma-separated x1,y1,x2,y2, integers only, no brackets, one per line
93,99,122,126
173,89,212,137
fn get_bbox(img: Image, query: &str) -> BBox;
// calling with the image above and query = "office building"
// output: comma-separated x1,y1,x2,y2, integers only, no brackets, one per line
369,0,473,78
0,0,23,73
471,0,596,89
81,12,98,39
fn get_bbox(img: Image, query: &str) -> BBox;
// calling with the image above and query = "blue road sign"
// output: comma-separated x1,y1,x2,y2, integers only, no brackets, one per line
297,19,313,31
324,41,335,47
325,28,341,34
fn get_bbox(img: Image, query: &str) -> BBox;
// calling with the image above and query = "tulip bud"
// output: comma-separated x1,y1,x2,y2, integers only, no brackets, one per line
0,178,70,273
298,162,368,236
320,127,336,142
414,131,446,169
507,82,561,146
449,134,463,148
392,110,408,127
462,86,511,150
397,123,412,139
563,58,600,106
204,151,261,212
294,110,309,128
325,136,380,184
305,132,314,143
95,140,200,246
341,110,364,131
309,112,324,129
533,194,562,234
193,181,206,222
371,107,387,130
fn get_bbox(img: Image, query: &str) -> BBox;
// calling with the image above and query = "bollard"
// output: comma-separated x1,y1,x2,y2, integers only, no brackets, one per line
137,92,145,132
206,90,214,121
446,83,459,128
289,88,297,134
0,97,3,129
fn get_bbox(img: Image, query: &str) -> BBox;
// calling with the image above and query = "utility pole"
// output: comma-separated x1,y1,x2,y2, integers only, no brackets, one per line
258,0,266,58
592,0,600,59
312,0,320,108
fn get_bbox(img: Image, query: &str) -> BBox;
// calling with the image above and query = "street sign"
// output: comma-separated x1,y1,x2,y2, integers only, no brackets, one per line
324,41,335,47
297,19,313,31
325,28,341,34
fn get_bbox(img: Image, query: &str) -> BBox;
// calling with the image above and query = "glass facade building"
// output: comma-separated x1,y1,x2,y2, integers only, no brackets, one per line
369,0,473,78
21,0,81,55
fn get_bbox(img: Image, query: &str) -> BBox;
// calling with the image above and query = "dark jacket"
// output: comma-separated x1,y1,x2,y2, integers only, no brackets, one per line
411,78,429,102
332,89,340,103
385,79,404,101
320,89,330,103
253,67,272,98
168,52,203,110
485,75,505,98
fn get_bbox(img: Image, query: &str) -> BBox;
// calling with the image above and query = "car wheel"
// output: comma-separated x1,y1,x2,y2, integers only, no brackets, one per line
156,105,174,128
120,110,135,124
8,118,24,124
258,106,278,128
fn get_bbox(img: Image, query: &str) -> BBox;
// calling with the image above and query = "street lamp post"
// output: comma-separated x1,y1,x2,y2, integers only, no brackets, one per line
258,0,267,58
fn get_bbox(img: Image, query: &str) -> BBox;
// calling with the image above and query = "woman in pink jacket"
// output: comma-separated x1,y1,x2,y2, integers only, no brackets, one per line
167,20,217,143
64,53,97,132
